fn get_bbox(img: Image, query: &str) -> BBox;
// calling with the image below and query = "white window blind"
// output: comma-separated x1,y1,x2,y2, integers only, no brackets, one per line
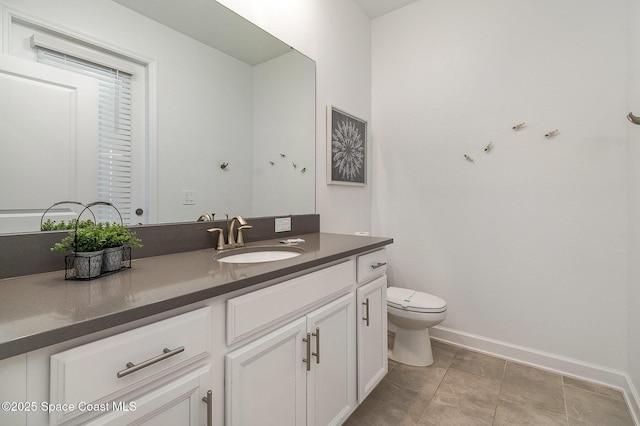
35,46,133,225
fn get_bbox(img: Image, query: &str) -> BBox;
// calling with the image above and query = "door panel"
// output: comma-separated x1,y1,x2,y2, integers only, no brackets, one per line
0,54,98,232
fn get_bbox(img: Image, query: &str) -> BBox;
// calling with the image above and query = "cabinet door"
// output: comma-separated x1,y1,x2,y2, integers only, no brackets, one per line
85,365,211,426
306,293,356,426
357,275,388,402
226,318,307,426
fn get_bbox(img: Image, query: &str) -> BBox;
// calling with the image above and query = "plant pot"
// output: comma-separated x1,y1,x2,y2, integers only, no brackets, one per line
73,250,104,279
102,246,124,272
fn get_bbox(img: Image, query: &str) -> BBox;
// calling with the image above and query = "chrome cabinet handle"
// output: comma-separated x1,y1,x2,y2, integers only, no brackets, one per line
362,298,370,327
116,346,185,378
303,333,311,371
312,327,320,364
202,390,212,426
371,262,387,269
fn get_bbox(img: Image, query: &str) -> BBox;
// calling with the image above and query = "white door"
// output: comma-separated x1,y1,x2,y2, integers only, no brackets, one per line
226,317,307,426
306,293,356,426
357,275,388,402
0,53,98,233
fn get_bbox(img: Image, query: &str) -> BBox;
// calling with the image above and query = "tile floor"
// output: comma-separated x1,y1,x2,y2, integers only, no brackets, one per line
345,340,636,426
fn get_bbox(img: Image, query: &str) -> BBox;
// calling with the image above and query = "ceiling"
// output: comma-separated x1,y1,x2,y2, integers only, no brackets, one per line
353,0,419,19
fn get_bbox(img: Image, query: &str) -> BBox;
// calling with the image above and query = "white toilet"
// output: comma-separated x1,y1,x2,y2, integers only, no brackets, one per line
387,287,447,367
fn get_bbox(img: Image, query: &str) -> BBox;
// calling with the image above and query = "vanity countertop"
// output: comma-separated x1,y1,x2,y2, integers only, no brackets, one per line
0,232,392,360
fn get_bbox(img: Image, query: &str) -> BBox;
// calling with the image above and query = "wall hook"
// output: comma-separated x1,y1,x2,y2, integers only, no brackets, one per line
544,129,559,138
628,112,640,125
220,162,229,170
512,122,526,130
292,161,297,169
464,154,474,162
484,142,493,152
301,167,307,174
269,161,275,166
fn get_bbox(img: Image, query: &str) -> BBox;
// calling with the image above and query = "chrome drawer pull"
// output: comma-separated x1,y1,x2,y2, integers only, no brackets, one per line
303,333,311,371
312,327,320,364
202,390,213,426
117,346,185,378
362,298,370,326
371,262,387,269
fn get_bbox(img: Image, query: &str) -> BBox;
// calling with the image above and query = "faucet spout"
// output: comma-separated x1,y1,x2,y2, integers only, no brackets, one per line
227,216,248,247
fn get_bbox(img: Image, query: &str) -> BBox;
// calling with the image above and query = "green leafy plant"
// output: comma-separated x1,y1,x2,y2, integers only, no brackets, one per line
97,222,143,249
41,218,94,231
51,222,142,253
51,224,105,253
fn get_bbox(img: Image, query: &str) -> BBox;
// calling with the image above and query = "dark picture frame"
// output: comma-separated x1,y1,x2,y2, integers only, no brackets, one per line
327,106,367,186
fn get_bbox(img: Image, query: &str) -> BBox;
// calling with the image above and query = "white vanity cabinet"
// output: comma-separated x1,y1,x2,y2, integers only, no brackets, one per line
356,249,388,402
225,261,357,426
0,354,28,426
1,240,392,426
48,307,214,426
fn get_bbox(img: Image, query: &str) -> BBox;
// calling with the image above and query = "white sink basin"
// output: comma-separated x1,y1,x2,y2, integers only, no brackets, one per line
214,245,304,264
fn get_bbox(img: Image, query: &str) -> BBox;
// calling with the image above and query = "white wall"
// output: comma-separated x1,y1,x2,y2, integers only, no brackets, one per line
252,51,316,217
218,0,373,234
628,0,640,407
372,0,629,373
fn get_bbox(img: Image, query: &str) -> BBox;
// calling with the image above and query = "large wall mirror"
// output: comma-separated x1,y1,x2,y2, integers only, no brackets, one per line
0,0,316,234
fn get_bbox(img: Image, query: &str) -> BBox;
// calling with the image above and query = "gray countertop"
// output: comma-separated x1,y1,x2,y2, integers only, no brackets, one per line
0,232,392,360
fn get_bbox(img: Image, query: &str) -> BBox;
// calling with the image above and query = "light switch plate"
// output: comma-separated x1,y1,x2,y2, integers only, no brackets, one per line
275,217,292,233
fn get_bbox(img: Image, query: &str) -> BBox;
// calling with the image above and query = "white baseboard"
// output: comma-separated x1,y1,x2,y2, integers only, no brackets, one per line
430,325,640,426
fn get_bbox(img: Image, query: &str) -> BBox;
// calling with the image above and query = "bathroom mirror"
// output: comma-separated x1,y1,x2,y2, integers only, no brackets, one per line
0,0,316,234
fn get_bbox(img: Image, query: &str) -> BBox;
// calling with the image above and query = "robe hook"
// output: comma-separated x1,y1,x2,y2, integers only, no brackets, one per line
628,112,640,125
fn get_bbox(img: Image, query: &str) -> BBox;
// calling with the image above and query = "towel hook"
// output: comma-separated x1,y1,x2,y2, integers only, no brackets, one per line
628,112,640,125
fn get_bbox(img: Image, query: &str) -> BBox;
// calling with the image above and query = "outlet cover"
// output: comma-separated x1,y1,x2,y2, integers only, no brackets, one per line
182,190,196,205
275,217,291,233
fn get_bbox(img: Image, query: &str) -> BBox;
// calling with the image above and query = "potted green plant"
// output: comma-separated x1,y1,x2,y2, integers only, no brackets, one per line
51,223,107,279
99,223,143,272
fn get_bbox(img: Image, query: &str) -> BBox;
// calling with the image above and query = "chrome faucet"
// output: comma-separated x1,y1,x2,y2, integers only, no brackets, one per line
207,214,251,250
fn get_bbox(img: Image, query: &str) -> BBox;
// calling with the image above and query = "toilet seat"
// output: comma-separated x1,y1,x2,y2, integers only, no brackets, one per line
387,287,447,313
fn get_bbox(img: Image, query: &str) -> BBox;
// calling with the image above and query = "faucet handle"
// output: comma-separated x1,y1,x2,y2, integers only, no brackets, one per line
207,228,225,250
236,224,252,246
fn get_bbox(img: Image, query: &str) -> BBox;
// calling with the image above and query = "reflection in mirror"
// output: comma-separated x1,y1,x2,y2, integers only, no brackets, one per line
0,0,315,234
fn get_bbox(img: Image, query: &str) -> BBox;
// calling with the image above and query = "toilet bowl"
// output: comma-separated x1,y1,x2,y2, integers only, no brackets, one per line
387,287,447,367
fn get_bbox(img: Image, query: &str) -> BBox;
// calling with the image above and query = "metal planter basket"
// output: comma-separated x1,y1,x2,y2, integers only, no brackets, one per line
65,247,131,280
43,201,134,280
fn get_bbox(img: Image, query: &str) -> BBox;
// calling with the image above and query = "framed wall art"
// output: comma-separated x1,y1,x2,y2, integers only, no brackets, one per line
327,106,367,186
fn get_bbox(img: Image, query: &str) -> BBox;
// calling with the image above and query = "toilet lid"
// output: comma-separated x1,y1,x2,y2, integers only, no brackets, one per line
387,287,447,313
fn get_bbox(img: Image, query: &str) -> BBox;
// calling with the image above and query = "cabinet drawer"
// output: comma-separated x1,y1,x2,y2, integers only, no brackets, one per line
357,249,387,284
227,260,355,345
49,307,211,425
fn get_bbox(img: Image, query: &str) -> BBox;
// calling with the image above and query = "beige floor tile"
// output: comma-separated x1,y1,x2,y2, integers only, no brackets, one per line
450,348,506,380
565,384,635,426
494,398,568,426
500,362,565,414
431,339,461,354
417,367,501,426
385,344,456,398
563,376,625,401
345,346,636,426
344,379,427,426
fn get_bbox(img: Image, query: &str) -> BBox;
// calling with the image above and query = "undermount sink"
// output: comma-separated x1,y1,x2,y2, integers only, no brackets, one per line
214,245,304,264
